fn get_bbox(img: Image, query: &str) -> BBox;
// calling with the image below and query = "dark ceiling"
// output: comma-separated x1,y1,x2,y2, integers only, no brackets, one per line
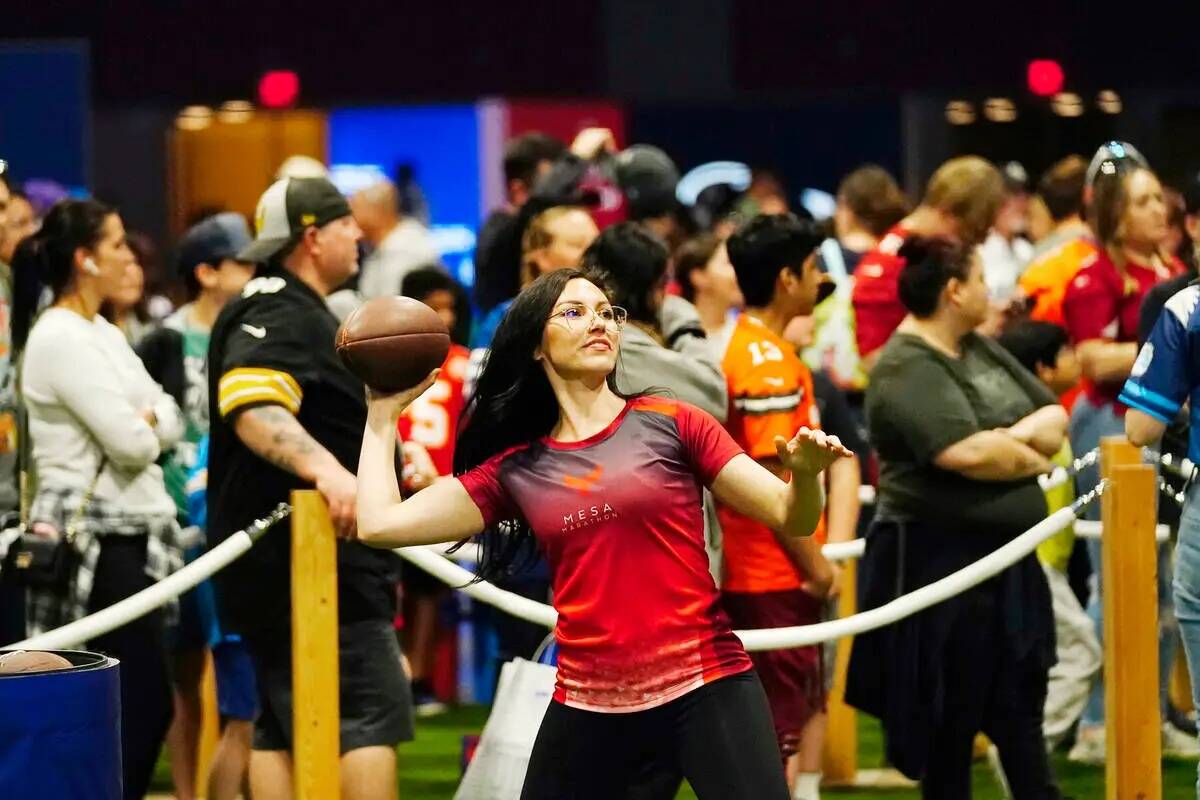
8,1,1200,106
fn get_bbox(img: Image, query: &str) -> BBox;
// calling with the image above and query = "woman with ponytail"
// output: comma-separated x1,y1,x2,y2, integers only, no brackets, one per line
14,199,185,799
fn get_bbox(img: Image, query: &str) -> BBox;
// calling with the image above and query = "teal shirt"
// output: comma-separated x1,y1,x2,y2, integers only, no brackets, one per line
162,305,211,520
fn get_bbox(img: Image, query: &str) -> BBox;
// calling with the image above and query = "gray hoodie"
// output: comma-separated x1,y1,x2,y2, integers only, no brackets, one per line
611,295,729,581
612,295,728,422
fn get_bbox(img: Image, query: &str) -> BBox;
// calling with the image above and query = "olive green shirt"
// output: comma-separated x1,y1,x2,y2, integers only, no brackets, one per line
867,332,1059,538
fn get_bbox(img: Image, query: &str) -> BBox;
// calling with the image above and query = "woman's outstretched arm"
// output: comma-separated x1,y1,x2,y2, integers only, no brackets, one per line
710,427,851,539
357,372,486,548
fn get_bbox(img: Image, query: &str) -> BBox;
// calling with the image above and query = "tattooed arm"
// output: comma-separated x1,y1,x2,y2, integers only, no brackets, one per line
234,404,358,538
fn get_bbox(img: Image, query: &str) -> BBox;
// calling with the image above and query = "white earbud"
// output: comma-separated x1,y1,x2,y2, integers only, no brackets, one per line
82,258,101,276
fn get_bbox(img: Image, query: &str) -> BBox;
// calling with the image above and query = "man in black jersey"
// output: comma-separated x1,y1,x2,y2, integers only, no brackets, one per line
208,176,412,800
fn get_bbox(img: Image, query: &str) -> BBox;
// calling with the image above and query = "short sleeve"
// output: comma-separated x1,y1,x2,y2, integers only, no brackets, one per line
215,301,313,418
457,453,519,528
675,402,744,485
872,354,979,464
1062,268,1118,344
1119,288,1196,423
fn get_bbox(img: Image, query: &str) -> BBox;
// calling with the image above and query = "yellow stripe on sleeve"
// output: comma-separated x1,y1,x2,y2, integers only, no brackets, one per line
218,368,302,416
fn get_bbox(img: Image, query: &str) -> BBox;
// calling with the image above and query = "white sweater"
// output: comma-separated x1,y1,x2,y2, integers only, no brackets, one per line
22,308,183,519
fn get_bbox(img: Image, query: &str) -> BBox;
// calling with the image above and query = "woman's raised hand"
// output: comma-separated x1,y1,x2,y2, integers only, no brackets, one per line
774,427,853,476
366,369,440,422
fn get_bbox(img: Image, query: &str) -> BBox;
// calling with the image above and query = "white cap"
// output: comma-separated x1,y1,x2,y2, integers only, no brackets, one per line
275,154,329,180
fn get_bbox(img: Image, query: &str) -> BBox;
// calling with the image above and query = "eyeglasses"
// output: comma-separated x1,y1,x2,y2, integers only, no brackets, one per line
548,303,627,332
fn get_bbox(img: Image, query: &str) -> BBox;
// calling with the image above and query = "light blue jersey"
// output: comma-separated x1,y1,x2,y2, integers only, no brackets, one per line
1120,283,1200,463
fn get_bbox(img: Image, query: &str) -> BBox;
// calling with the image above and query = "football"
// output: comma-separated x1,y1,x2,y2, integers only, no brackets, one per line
336,296,451,393
0,650,73,674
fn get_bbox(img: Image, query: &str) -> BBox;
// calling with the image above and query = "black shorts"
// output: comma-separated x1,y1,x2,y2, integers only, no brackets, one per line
521,670,788,800
246,619,414,753
721,588,827,756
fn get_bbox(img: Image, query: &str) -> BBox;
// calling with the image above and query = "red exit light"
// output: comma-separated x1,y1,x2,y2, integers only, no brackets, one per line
258,70,300,109
1027,60,1064,97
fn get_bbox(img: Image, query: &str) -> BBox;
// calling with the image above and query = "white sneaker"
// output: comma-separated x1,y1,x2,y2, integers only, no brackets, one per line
1067,729,1105,765
414,698,448,718
1162,723,1200,759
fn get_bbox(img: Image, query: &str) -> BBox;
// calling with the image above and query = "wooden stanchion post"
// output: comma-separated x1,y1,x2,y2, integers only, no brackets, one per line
1171,649,1194,713
822,558,858,786
1099,438,1161,800
291,490,341,800
195,652,220,797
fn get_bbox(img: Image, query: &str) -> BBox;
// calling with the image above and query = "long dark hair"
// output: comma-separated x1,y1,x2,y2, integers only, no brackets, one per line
12,199,114,352
453,268,628,580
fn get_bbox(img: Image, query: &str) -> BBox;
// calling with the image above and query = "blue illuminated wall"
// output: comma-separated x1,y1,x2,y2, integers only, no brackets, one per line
0,42,90,191
329,106,481,287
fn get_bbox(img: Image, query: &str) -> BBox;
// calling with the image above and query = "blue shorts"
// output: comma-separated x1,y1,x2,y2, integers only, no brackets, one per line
213,636,259,722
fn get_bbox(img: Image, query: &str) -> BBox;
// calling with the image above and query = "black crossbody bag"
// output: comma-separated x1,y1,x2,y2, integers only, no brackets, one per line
3,402,106,593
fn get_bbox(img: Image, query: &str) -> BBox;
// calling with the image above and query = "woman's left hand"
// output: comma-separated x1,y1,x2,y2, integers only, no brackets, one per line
774,427,853,476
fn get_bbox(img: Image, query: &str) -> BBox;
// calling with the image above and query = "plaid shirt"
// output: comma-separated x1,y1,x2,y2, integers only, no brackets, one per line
15,485,184,636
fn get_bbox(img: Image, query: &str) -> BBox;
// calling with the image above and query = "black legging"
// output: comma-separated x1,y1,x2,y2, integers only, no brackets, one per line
521,670,788,800
87,535,174,800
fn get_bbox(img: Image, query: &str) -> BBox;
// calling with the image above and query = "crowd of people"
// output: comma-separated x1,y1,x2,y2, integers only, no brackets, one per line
1,127,1199,800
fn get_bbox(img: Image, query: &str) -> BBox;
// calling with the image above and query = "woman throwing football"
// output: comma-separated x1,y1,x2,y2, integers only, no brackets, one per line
357,269,849,800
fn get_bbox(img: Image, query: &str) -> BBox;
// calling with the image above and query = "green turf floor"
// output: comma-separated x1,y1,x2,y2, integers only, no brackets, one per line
402,707,1197,799
153,705,1199,798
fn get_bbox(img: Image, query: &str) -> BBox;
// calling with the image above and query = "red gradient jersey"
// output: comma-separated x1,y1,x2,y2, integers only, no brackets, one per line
397,344,469,476
458,397,753,712
1062,251,1181,409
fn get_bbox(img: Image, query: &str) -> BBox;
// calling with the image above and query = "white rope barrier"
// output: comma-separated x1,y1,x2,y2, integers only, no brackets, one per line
1073,519,1169,542
2,442,1118,654
740,505,1076,650
401,546,557,627
6,504,290,650
821,539,865,562
400,501,1089,651
438,538,868,564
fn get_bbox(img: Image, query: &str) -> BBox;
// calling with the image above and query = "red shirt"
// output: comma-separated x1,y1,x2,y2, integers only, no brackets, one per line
458,397,753,712
1062,249,1182,408
851,225,911,357
718,314,823,593
397,344,469,476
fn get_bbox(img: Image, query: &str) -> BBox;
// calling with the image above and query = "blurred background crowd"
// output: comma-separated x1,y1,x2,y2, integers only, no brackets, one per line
7,5,1200,798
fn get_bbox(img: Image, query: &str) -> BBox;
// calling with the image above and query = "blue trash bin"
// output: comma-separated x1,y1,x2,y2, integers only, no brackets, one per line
0,649,121,800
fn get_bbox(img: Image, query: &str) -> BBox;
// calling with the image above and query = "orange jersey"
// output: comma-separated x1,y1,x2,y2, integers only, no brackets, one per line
718,314,823,593
397,344,469,476
1019,236,1098,326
